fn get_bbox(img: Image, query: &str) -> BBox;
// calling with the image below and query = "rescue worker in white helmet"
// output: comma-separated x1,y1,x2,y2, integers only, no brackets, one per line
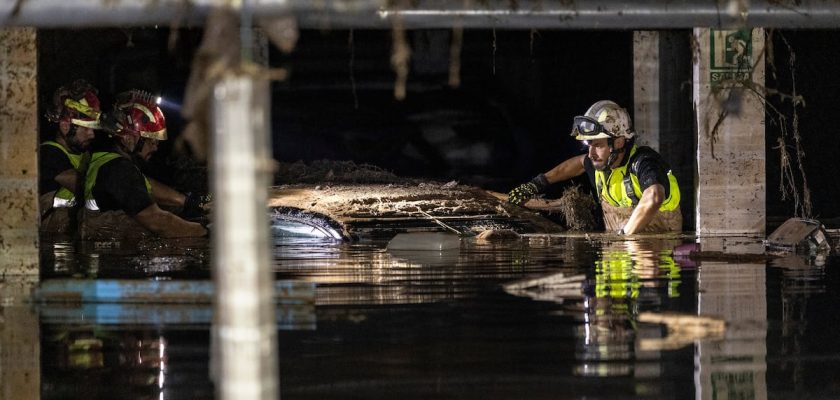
79,90,209,240
39,79,101,235
507,100,681,234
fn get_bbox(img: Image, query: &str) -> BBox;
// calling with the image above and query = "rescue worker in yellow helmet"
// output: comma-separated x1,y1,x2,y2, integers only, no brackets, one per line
39,79,102,235
508,100,681,234
79,90,209,240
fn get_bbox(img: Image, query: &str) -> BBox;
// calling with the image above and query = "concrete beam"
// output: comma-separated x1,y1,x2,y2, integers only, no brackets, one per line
0,28,39,276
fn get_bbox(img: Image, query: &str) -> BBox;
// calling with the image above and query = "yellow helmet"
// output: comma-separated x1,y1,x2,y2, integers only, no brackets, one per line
46,79,102,129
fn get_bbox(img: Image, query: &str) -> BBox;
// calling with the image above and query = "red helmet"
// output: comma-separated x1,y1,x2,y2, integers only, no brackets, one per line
112,90,168,141
46,79,101,129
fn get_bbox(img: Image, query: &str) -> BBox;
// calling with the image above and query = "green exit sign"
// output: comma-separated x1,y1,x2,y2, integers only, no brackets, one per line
710,29,753,85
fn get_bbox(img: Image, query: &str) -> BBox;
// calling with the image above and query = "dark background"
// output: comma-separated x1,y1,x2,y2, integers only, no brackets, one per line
36,27,840,230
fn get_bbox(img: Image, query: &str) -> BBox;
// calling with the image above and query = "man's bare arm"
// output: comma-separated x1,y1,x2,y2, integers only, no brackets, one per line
134,203,207,238
149,178,187,208
622,184,665,234
543,154,587,184
54,168,82,194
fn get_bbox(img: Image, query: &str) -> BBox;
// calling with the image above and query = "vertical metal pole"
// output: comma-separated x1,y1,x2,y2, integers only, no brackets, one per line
211,74,277,400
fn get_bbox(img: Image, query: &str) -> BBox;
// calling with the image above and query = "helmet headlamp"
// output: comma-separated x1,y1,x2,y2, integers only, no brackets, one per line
108,90,168,141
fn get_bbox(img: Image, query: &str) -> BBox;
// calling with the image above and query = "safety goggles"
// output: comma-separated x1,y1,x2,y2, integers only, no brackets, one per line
63,98,101,129
570,115,617,141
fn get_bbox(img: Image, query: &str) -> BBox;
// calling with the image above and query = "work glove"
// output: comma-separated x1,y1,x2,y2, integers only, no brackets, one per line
507,174,549,206
184,192,213,218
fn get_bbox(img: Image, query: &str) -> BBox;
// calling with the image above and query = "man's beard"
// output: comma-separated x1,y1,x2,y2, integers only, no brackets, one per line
66,134,89,153
590,157,608,171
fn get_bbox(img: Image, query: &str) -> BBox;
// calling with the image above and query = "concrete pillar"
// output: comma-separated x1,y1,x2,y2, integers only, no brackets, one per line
633,31,660,151
0,33,40,396
695,262,767,400
0,28,39,276
0,279,41,400
693,28,766,235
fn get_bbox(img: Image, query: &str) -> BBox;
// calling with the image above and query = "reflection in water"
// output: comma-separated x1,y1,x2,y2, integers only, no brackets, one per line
40,326,206,400
41,237,210,279
22,234,840,399
0,278,40,400
768,253,832,396
695,256,767,400
575,239,685,379
272,235,591,305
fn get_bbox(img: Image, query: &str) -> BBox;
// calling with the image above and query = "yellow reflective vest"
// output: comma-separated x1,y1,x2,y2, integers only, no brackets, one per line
593,145,680,211
41,140,84,208
84,151,152,211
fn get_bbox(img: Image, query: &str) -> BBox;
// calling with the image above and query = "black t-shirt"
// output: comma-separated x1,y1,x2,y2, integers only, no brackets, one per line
583,146,671,199
39,143,75,195
91,156,154,216
633,152,671,198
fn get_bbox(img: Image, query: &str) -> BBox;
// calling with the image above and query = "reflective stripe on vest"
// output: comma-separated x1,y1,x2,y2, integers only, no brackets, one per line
84,151,152,211
42,141,83,208
593,145,680,211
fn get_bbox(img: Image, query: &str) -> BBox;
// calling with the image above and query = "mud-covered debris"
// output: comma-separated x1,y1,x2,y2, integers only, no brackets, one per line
275,160,413,184
442,180,458,189
268,184,564,239
502,272,586,303
554,185,598,231
637,312,726,351
766,217,832,255
476,229,520,241
486,186,598,231
503,272,585,292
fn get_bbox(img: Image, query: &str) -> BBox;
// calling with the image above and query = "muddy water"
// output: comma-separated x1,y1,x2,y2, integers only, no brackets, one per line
27,234,840,399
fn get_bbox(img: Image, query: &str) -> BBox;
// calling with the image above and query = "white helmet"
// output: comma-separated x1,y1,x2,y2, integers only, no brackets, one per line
571,100,634,141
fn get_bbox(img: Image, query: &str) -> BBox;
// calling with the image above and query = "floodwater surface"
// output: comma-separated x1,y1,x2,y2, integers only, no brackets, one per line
18,232,840,399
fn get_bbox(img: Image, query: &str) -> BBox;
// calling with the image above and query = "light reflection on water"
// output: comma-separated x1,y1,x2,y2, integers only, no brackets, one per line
21,234,840,399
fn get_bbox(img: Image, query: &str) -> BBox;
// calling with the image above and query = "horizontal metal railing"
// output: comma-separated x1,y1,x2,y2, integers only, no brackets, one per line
4,0,840,29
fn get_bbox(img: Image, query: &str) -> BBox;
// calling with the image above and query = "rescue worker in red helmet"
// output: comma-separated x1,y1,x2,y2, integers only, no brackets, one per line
507,100,682,234
39,79,101,235
79,90,209,240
